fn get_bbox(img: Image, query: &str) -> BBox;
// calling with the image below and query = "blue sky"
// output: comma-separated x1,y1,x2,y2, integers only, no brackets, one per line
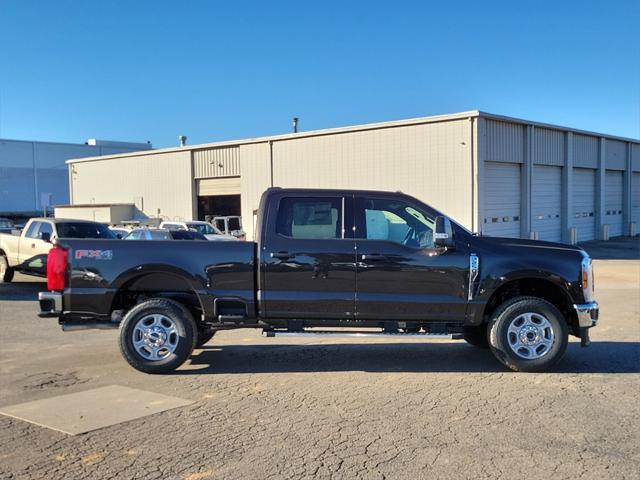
1,0,638,147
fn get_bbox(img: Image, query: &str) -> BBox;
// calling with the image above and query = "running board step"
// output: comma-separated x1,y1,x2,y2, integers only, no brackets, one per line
262,329,463,339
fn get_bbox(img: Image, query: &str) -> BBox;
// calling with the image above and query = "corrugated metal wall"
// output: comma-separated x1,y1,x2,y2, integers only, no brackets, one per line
481,119,639,242
485,120,524,163
573,134,599,168
633,144,640,171
237,120,474,240
606,140,627,170
71,151,194,221
533,128,564,166
272,120,473,228
193,147,240,178
239,143,272,240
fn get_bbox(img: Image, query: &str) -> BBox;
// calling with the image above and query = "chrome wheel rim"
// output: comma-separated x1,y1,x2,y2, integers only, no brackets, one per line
132,314,179,361
507,312,555,360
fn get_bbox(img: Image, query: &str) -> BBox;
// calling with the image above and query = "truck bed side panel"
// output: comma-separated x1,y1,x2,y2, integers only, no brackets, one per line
59,239,256,320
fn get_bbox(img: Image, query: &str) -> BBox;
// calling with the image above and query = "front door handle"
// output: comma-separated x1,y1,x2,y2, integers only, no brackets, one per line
361,253,387,261
270,251,292,260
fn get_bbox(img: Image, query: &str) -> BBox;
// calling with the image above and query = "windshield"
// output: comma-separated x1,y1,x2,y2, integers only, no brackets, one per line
186,223,222,236
57,222,116,239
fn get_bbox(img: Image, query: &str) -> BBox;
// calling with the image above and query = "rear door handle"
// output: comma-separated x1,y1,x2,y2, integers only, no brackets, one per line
270,251,292,260
361,253,387,261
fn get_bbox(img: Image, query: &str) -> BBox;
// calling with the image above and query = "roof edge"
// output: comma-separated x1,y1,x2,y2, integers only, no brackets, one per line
66,110,481,164
66,109,640,165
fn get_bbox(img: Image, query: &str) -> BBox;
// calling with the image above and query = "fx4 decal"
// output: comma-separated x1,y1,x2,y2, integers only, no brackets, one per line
75,249,113,260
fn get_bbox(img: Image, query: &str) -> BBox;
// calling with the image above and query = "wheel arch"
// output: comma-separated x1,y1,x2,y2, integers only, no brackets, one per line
481,276,579,335
109,265,207,322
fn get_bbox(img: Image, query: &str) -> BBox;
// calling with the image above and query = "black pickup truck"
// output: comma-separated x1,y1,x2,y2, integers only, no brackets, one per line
39,188,598,373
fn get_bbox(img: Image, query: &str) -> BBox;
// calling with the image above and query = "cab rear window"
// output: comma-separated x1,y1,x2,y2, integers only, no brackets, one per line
57,223,115,239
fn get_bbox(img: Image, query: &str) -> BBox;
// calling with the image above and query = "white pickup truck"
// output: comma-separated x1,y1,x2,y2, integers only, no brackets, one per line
0,218,115,282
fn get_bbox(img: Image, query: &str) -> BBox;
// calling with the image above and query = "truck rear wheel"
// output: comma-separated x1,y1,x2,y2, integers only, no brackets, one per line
119,298,197,374
488,296,568,372
0,255,14,283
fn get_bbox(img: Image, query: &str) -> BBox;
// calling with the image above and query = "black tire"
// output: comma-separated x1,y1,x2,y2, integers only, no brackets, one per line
119,298,197,374
488,296,568,372
195,330,215,348
463,325,489,348
0,255,14,283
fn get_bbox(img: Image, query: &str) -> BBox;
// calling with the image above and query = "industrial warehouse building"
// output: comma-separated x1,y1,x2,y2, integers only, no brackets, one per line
64,111,640,243
0,138,152,217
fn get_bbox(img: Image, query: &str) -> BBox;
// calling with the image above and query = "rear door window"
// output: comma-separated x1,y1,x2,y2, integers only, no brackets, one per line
276,197,343,239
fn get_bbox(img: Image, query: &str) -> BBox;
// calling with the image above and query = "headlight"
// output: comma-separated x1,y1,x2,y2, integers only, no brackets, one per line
581,253,594,302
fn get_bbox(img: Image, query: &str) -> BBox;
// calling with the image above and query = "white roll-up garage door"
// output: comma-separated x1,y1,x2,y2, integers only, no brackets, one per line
573,168,596,242
605,170,623,237
532,165,562,242
633,172,640,228
483,162,521,238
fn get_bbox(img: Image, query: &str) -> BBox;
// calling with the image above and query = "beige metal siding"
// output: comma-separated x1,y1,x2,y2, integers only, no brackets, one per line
196,177,241,196
533,128,564,166
70,151,194,221
193,147,240,178
239,143,272,240
606,140,627,170
573,134,599,168
485,120,524,163
269,119,473,230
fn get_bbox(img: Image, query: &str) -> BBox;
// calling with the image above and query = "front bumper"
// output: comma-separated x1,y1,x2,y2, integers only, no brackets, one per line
574,301,599,328
38,291,62,318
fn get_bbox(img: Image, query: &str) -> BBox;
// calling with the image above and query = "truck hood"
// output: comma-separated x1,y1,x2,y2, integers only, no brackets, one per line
477,236,586,254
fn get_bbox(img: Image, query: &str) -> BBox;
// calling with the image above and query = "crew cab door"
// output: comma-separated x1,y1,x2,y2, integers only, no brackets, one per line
353,194,468,321
261,193,356,319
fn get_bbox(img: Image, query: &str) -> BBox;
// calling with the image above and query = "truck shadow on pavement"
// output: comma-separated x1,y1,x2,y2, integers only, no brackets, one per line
0,281,44,301
182,341,639,375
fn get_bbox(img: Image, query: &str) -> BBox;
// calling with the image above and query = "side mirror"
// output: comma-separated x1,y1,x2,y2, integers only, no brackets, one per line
434,216,454,249
41,232,51,243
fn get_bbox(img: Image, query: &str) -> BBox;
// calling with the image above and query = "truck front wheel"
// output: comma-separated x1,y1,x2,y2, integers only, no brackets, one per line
119,298,197,374
488,296,568,372
0,255,14,283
